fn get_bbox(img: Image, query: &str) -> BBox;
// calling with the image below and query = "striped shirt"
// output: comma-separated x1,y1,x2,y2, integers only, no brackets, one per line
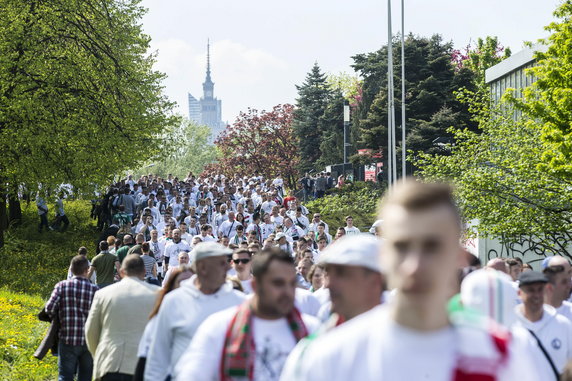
141,254,157,278
45,277,98,346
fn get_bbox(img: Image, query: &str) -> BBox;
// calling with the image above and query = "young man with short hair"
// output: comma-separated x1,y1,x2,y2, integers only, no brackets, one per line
287,180,541,381
343,215,360,235
175,249,318,380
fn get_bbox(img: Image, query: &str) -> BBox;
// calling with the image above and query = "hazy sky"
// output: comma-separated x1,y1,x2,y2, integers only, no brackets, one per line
140,0,561,124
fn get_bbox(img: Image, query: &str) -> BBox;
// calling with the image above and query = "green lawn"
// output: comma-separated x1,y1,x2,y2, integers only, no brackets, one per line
0,200,98,380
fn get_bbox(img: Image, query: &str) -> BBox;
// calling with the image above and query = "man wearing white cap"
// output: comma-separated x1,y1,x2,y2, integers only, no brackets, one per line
281,234,384,380
144,242,245,381
274,232,293,256
285,180,540,381
315,234,384,324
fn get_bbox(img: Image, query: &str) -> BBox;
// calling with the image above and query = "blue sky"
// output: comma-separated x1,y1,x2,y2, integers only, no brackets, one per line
141,0,561,123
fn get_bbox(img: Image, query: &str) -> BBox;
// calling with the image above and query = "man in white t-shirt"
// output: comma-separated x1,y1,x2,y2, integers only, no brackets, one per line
515,270,572,375
231,248,254,294
218,211,242,239
163,229,191,270
284,180,540,381
543,256,572,322
175,248,319,381
343,215,360,235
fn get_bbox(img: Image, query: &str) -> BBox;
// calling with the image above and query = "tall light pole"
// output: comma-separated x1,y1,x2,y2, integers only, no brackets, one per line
387,0,394,186
401,0,406,179
343,101,350,165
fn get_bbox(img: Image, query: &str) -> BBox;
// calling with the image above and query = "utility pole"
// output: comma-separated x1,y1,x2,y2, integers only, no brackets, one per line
387,0,396,186
401,0,406,180
343,101,350,165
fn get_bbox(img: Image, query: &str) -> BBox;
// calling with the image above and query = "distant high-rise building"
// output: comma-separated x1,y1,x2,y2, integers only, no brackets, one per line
188,40,226,143
188,93,201,125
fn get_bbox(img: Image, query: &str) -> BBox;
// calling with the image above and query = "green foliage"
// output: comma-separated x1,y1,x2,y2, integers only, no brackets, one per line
317,90,345,167
293,63,332,173
305,182,383,231
507,1,572,179
416,100,572,257
0,0,177,193
135,118,217,178
0,289,58,380
0,200,97,297
351,34,479,173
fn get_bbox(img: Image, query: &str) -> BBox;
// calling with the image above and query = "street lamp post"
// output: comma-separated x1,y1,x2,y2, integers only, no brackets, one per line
343,102,350,165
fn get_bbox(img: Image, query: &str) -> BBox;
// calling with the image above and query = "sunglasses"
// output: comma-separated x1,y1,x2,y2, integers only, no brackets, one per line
232,258,251,265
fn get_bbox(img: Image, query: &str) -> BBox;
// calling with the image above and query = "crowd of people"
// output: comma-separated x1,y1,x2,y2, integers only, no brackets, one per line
40,174,572,381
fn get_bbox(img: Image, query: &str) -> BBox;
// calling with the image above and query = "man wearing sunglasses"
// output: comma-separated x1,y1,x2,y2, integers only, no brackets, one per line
232,248,254,295
544,256,572,322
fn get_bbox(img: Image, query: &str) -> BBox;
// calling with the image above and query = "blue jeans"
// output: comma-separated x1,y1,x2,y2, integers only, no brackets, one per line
58,342,93,381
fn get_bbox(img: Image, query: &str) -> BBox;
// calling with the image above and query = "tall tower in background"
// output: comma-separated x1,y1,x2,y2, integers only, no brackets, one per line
188,40,225,143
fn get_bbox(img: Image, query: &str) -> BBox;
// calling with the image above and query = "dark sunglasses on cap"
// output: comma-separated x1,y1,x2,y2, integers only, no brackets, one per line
232,258,251,265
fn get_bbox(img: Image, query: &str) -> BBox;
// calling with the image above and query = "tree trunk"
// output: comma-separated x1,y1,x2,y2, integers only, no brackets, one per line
8,197,21,226
8,183,22,226
0,183,7,249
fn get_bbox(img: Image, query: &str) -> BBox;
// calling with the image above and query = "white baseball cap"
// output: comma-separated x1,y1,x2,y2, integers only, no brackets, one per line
369,219,384,234
274,232,287,241
319,234,383,273
191,241,232,262
460,269,517,327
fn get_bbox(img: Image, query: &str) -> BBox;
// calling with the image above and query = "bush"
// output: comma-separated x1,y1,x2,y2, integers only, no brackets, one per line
0,289,58,380
0,200,98,298
305,181,385,231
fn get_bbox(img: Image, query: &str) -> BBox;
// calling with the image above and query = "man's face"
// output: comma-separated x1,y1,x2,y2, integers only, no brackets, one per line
178,253,190,265
318,240,327,250
151,230,158,240
326,264,379,319
381,204,460,298
284,218,292,228
173,229,181,241
263,214,271,223
232,252,252,274
228,212,235,221
346,217,353,227
509,264,522,282
297,261,311,279
519,283,546,312
200,256,230,286
551,271,572,302
255,260,297,317
222,237,230,246
318,225,325,234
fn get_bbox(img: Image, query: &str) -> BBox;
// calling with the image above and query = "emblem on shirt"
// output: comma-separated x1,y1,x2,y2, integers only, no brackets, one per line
552,338,562,350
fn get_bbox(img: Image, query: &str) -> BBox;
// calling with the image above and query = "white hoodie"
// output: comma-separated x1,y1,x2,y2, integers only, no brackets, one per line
144,276,245,380
515,304,572,373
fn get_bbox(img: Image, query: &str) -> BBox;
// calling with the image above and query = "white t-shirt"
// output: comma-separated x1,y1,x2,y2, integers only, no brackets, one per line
344,226,361,235
174,306,319,381
281,304,541,381
163,239,191,267
557,301,572,322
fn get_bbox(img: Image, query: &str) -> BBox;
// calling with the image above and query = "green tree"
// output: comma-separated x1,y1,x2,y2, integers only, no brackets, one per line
0,0,177,246
416,104,572,258
351,34,478,173
138,119,217,179
317,89,345,167
507,1,572,179
293,63,331,173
